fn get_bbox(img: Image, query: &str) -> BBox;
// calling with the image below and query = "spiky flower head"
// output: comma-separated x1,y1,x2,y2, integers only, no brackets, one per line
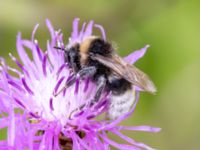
0,18,160,150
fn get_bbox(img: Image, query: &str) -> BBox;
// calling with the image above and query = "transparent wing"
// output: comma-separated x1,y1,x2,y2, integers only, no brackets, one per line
91,54,156,93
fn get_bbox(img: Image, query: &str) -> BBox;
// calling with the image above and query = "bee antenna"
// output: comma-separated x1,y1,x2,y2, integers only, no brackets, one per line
54,46,67,51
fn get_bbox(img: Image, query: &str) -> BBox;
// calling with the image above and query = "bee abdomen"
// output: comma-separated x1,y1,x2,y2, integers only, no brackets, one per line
107,89,135,120
107,77,132,95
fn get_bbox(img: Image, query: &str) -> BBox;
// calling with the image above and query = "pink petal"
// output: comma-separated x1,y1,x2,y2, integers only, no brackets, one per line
83,20,94,38
31,23,39,42
22,40,43,74
16,33,38,79
0,118,9,128
94,24,106,40
78,22,86,42
117,125,161,133
99,132,140,150
124,45,149,64
74,133,91,150
7,108,15,146
46,19,55,46
16,33,32,67
71,18,80,41
0,141,13,150
111,129,154,150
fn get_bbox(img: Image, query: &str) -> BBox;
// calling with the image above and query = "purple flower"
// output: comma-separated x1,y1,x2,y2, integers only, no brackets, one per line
0,18,160,150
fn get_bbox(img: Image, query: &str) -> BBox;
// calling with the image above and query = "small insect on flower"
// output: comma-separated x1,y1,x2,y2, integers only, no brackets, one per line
0,18,160,150
54,24,156,120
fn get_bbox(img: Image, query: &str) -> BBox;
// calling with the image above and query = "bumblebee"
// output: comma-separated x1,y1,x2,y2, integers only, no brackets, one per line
54,36,156,119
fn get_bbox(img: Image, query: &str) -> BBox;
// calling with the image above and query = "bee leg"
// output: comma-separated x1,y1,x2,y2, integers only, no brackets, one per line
54,67,96,97
78,66,96,79
89,75,106,106
69,75,106,119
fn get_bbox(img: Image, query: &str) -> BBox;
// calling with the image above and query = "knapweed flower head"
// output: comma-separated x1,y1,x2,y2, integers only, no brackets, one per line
0,18,160,150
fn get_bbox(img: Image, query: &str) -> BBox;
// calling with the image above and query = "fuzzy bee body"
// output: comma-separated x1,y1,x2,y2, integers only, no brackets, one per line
108,85,135,119
55,36,156,119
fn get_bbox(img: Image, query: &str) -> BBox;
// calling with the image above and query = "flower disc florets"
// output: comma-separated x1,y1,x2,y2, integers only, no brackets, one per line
0,18,160,150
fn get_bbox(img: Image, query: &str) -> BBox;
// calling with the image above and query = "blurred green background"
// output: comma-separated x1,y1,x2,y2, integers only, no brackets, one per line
0,0,200,149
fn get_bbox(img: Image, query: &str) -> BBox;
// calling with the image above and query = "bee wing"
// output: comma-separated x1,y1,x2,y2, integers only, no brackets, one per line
91,54,156,93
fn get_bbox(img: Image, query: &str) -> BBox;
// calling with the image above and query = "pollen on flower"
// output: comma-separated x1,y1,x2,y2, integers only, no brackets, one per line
0,18,160,150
